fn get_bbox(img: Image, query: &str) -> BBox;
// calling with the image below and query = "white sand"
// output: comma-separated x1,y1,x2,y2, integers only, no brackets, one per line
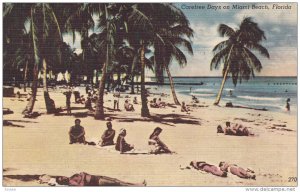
3,87,297,186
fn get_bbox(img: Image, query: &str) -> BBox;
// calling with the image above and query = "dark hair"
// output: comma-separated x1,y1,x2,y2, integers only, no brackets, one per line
75,119,81,123
225,121,230,127
149,127,162,139
219,161,225,167
107,121,112,126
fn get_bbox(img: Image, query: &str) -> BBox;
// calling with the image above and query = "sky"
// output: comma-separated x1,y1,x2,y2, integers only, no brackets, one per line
63,2,298,77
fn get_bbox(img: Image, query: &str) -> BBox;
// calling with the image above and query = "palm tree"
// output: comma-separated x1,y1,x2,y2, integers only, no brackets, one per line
151,4,194,105
4,3,63,114
211,17,270,105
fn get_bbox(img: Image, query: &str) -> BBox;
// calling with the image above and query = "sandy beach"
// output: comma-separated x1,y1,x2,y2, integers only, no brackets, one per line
3,86,297,186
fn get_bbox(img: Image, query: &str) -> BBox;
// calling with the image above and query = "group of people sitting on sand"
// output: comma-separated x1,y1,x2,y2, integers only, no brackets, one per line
68,119,173,154
217,122,254,136
149,98,167,108
185,161,255,180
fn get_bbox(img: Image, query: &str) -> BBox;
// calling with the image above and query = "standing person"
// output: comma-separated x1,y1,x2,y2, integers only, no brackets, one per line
115,129,134,153
100,122,116,146
73,86,80,103
148,127,173,154
85,85,90,94
286,98,290,112
63,87,72,115
69,119,86,144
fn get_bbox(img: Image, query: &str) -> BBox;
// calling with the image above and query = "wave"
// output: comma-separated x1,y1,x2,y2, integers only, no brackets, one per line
192,88,215,92
189,93,215,97
237,95,282,101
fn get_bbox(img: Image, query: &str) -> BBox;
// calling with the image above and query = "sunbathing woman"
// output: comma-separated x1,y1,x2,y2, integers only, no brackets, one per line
148,127,172,154
219,162,256,180
54,172,146,186
189,161,227,177
115,129,134,154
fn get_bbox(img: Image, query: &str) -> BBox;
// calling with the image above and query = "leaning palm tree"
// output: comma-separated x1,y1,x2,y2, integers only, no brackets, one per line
152,4,194,105
211,17,270,105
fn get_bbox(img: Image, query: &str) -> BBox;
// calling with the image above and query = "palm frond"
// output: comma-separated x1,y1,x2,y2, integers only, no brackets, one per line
218,24,235,37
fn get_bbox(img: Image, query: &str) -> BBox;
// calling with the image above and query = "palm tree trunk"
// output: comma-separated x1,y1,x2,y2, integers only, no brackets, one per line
165,64,180,105
22,65,38,114
130,74,135,94
95,62,107,119
140,44,150,117
214,45,234,105
42,58,56,113
23,60,28,92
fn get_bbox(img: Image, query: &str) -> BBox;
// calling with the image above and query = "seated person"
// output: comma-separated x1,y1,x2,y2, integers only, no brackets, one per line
181,102,190,112
55,172,146,186
69,119,86,144
189,161,227,177
115,129,134,153
156,98,166,108
100,122,115,146
133,97,138,104
124,100,135,111
85,97,93,111
79,95,86,104
192,95,199,103
150,98,159,108
219,162,255,180
148,127,172,154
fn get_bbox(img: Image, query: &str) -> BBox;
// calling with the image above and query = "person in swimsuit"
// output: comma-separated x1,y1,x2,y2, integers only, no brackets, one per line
190,161,227,177
148,127,172,154
55,172,146,186
219,161,256,180
100,122,115,146
115,129,134,153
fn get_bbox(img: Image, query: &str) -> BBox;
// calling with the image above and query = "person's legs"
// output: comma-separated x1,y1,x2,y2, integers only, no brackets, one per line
69,135,76,144
97,176,145,186
203,165,227,177
78,135,86,144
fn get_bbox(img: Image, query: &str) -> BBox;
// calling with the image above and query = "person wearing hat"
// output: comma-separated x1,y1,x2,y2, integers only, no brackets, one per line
115,129,134,153
69,119,86,144
100,122,115,147
148,127,172,154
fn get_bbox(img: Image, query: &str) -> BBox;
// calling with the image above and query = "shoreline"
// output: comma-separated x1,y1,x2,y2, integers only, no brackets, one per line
3,86,297,186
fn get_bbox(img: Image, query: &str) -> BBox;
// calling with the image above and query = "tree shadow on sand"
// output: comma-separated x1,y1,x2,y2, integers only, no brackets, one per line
106,113,201,126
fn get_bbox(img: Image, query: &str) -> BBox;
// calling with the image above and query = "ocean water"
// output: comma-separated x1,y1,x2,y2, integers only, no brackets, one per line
150,77,297,115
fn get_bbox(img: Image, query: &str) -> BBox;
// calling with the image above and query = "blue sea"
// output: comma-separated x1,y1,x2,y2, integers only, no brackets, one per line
149,77,297,115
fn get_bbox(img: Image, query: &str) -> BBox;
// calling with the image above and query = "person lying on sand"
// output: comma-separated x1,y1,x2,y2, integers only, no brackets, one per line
149,127,173,154
189,161,227,177
219,162,256,180
40,172,146,186
69,119,86,144
181,102,190,113
124,99,135,111
100,122,115,147
217,122,254,136
115,129,134,154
